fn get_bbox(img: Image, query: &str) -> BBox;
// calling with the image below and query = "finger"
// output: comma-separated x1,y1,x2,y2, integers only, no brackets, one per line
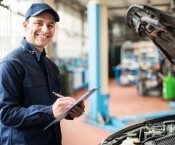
56,97,76,103
77,101,85,109
74,106,84,113
69,107,84,117
67,112,75,118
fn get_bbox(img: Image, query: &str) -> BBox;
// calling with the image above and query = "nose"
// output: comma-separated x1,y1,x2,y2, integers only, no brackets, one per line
41,24,49,32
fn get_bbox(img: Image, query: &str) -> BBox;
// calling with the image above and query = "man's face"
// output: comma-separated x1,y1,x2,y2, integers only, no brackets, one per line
23,12,56,52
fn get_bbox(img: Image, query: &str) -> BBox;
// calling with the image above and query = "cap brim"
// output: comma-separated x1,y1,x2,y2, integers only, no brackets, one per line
31,8,60,22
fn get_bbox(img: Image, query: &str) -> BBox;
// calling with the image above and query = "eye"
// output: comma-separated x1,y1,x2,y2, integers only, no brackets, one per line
47,24,55,29
34,22,43,26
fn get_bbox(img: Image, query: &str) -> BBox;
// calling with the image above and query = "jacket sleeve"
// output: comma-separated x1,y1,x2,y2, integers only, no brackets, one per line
0,59,55,128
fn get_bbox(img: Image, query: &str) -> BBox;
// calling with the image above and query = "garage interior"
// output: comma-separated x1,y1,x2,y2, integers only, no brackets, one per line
1,0,175,145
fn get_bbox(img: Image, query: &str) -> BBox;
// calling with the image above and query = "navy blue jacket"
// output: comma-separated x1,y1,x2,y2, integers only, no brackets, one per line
0,38,62,145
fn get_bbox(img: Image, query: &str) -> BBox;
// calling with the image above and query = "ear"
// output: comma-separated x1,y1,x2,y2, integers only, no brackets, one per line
23,20,28,30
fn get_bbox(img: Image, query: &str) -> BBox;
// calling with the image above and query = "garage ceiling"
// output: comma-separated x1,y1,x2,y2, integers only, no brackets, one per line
76,0,173,21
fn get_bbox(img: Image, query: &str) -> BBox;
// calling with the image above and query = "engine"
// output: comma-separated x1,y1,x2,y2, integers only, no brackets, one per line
100,115,175,145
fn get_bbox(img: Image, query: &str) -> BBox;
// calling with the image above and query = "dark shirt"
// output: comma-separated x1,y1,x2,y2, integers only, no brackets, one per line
0,38,62,145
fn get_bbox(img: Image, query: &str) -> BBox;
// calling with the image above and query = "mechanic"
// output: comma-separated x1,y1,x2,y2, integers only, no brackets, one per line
0,3,85,145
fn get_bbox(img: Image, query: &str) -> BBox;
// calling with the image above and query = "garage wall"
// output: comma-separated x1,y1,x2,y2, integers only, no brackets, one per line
56,2,87,58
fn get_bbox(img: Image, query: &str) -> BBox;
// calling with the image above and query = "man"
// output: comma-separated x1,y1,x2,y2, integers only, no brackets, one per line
0,3,85,145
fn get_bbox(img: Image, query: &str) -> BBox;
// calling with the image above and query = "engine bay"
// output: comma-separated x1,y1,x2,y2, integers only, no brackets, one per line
100,115,175,145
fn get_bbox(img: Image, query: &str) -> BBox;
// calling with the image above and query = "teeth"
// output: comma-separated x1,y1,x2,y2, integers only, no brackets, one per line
41,36,47,39
38,35,48,39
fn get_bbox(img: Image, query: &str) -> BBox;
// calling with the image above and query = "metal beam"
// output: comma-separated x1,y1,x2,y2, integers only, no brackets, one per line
58,0,86,12
109,3,170,10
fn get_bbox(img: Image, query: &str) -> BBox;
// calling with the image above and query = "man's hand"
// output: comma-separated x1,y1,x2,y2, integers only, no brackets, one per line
67,101,85,119
52,97,76,118
52,92,85,120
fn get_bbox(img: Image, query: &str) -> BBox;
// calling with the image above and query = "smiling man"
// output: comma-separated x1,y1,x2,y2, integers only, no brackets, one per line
0,3,85,145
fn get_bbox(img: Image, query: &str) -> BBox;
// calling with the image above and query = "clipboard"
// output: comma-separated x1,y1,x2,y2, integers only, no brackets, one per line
44,87,100,131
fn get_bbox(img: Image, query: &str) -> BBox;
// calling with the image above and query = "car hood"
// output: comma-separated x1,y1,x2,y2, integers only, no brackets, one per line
125,4,175,64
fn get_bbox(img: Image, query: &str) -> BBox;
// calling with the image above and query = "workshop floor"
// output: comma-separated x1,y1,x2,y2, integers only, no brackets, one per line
61,79,172,145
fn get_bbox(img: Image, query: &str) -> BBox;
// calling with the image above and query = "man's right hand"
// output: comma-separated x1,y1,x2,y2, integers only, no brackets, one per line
52,97,76,118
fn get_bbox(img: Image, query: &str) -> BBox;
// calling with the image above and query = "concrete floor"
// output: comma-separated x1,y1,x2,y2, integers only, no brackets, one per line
61,79,171,145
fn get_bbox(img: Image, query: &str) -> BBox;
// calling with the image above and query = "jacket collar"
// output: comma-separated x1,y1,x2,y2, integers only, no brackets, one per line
20,38,46,62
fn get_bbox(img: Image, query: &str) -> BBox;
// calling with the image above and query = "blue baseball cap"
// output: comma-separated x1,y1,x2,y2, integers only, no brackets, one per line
25,3,60,22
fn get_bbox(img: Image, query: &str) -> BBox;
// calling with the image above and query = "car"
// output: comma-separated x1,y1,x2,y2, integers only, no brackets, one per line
100,4,175,145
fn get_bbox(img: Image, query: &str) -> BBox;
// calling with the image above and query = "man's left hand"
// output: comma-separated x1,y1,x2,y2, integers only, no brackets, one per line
67,101,85,119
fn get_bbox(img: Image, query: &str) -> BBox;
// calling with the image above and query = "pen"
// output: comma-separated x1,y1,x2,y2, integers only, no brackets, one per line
52,91,64,98
53,91,84,113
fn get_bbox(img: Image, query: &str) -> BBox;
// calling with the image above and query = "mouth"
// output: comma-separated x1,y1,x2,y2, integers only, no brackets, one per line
37,34,50,40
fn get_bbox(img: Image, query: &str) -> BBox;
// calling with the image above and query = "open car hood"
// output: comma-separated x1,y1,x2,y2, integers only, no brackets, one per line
125,4,175,64
100,114,175,145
